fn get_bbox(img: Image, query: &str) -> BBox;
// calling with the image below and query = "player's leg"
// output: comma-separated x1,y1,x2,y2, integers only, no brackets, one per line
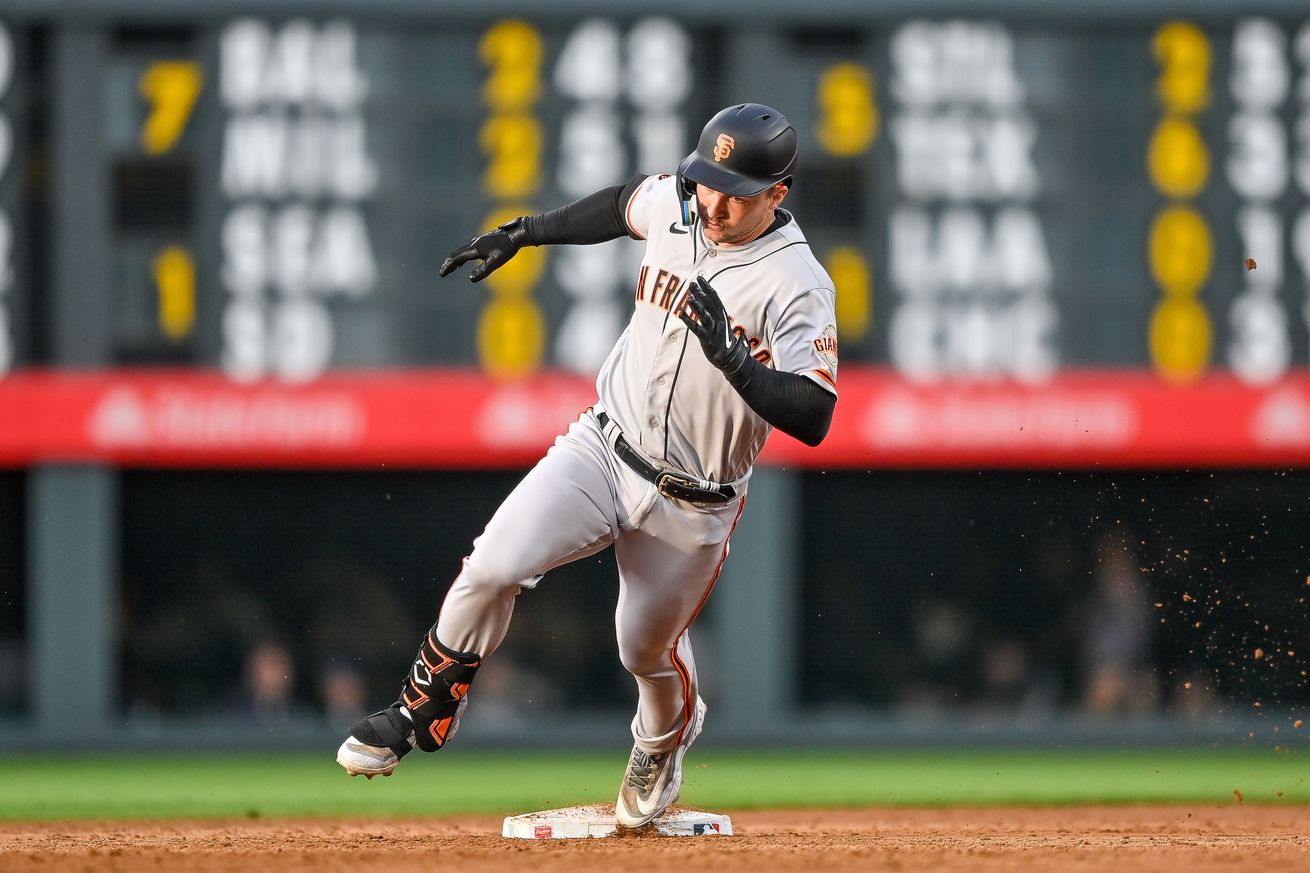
338,416,620,776
433,413,627,658
612,495,746,825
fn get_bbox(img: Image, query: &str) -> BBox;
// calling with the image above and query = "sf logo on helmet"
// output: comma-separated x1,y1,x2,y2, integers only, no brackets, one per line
713,133,736,162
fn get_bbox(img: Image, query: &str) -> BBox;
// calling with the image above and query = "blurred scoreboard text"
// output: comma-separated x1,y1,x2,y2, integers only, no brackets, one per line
3,8,1310,468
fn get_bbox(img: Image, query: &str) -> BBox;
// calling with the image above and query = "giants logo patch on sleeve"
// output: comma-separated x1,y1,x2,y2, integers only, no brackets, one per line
812,323,839,370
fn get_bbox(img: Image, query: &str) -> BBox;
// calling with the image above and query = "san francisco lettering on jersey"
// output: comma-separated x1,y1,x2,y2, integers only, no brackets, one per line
635,261,774,365
635,265,685,310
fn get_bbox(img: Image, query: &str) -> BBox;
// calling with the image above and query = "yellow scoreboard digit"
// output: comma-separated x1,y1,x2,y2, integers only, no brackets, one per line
477,21,546,379
1148,21,1215,381
138,60,203,156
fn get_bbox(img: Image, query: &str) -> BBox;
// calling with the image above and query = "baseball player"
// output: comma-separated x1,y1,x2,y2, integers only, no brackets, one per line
337,103,839,828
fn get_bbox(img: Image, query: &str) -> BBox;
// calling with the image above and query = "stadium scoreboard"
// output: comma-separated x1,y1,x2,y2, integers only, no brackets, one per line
3,4,1310,469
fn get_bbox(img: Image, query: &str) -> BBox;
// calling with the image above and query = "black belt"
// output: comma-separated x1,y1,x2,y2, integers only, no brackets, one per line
596,412,736,504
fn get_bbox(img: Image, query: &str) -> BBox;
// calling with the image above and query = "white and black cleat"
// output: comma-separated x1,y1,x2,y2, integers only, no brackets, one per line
337,706,417,778
615,696,707,828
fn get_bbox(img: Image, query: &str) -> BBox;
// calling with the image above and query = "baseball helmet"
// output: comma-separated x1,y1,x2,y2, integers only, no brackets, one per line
677,103,798,198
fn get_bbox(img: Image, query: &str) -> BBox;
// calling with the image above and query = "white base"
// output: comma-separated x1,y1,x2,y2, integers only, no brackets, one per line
502,804,732,839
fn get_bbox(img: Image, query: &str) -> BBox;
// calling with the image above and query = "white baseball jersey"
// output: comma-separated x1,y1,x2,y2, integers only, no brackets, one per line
430,171,840,762
595,173,840,484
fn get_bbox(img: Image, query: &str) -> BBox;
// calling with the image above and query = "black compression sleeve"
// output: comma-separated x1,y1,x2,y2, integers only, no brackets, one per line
723,358,835,447
519,173,647,246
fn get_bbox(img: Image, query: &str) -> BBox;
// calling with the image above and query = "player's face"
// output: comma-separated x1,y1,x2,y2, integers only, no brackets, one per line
695,183,788,245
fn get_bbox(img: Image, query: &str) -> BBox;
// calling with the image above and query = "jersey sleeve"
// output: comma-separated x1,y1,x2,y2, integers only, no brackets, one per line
622,173,674,241
770,287,839,396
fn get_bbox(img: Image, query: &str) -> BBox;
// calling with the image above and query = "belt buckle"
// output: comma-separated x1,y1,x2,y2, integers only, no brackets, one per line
656,472,698,499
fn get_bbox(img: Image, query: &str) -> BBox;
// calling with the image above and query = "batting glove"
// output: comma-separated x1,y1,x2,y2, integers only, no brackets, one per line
439,217,529,283
678,276,755,385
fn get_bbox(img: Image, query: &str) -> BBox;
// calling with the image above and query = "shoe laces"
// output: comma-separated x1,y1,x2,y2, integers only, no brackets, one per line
625,749,663,793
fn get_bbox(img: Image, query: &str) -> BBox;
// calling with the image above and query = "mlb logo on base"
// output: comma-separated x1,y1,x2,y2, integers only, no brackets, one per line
502,806,733,839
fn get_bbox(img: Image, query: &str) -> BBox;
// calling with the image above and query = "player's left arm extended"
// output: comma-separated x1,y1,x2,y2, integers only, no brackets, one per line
439,175,646,282
678,277,835,447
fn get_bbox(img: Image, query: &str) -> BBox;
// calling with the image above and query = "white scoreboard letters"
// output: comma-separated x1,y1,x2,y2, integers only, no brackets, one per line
887,20,1056,383
218,18,377,382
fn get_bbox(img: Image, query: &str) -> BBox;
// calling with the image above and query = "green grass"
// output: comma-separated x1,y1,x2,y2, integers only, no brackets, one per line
1,748,1306,821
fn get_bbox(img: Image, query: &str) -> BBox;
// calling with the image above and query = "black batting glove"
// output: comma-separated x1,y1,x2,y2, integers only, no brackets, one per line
678,276,755,386
439,217,530,283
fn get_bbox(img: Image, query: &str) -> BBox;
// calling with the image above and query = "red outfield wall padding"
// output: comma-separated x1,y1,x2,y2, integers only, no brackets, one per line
1,367,1308,469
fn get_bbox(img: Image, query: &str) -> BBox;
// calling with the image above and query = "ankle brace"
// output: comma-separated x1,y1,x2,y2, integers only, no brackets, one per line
398,626,481,752
351,706,416,760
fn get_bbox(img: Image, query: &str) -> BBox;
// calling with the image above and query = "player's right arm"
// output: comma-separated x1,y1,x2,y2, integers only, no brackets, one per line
439,174,648,283
678,276,836,447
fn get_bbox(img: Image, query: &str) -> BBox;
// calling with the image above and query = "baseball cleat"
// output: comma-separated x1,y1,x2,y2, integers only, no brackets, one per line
615,696,707,828
336,705,417,778
337,738,404,778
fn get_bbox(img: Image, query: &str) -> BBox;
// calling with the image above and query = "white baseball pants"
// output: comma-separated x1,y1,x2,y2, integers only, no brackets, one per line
435,409,746,753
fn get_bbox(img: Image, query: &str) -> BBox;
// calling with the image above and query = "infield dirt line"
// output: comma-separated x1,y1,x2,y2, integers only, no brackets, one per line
2,806,1309,872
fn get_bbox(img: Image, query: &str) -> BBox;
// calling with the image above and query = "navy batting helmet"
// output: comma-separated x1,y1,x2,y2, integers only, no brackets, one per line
677,103,798,198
